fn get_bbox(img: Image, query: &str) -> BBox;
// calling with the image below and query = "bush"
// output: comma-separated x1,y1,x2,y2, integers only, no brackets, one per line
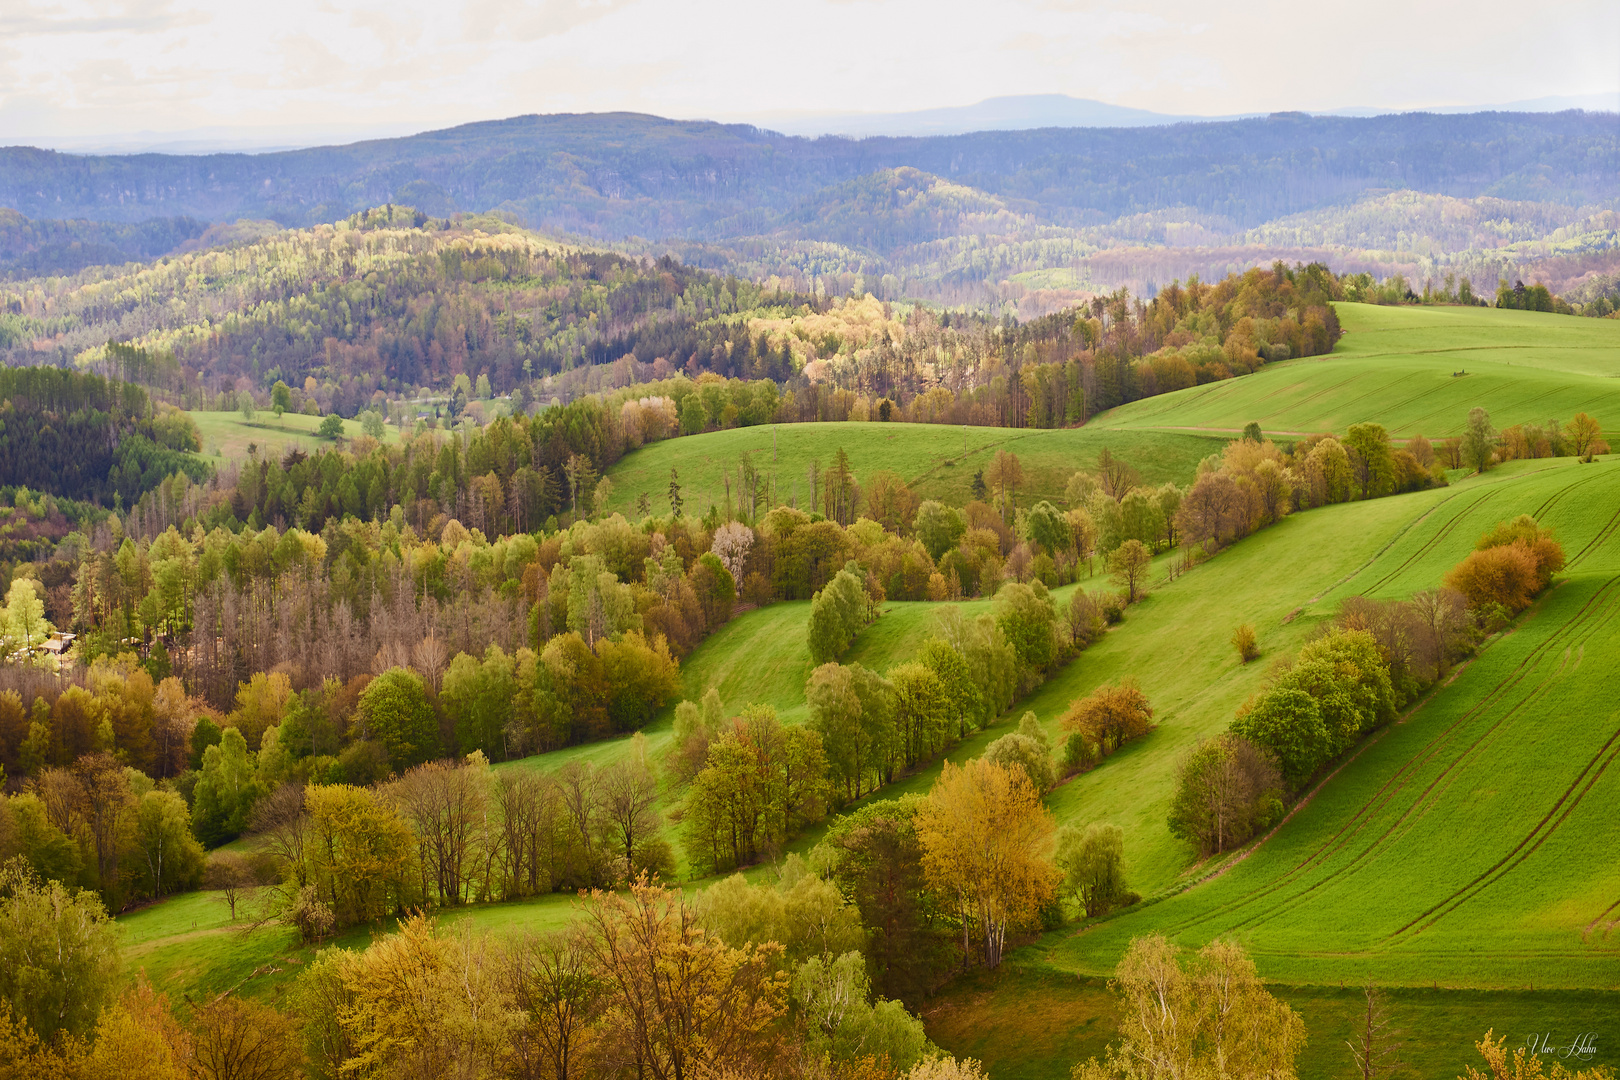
1444,544,1542,615
1068,590,1106,647
1060,731,1099,774
1232,623,1259,663
1231,629,1395,787
1444,515,1566,620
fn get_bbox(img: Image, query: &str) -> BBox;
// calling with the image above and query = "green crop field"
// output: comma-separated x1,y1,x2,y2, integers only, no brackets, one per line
1032,458,1620,992
1093,303,1620,440
188,410,403,463
600,422,1224,518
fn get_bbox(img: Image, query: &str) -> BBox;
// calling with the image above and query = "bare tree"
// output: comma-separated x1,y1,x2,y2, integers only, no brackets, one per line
1346,984,1405,1080
505,929,602,1080
599,751,660,880
497,771,565,899
412,632,448,691
390,760,491,906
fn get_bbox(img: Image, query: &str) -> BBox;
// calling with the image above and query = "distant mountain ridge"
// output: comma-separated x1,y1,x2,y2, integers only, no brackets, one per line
0,110,1611,234
0,108,1613,310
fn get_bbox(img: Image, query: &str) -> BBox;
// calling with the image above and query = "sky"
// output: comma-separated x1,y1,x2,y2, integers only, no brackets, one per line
1,0,1616,145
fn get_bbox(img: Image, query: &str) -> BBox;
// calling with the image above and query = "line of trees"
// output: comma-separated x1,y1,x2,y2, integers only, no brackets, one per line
1170,514,1564,858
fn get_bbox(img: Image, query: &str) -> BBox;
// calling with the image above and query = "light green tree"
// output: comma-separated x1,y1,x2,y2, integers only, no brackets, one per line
1054,822,1128,917
0,858,122,1042
190,726,264,847
358,667,441,769
2,579,51,656
130,790,206,900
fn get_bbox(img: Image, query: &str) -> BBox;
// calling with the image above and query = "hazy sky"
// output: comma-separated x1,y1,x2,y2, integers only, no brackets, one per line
1,0,1616,141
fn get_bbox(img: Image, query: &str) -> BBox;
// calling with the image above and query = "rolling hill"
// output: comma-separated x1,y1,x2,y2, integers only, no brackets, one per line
1094,302,1620,439
106,298,1620,1078
599,422,1224,519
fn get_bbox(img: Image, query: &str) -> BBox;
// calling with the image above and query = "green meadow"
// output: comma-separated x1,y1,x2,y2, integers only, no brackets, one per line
599,422,1224,517
1094,303,1620,439
189,410,403,463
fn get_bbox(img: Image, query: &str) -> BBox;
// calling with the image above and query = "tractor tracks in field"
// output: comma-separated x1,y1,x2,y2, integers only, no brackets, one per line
1159,573,1620,939
1390,710,1620,941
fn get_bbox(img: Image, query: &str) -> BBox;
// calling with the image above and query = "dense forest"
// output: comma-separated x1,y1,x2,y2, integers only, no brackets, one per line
1,111,1610,232
0,368,208,504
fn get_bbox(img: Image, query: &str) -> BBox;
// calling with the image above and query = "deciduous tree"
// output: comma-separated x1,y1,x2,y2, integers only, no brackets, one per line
914,759,1058,970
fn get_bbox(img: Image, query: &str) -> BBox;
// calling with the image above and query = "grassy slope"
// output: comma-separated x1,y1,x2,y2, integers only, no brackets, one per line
600,422,1224,517
922,969,1620,1080
189,410,403,464
1093,303,1620,439
1036,460,1620,989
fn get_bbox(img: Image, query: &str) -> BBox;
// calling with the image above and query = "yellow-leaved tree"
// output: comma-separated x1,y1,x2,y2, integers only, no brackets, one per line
1073,933,1305,1080
914,758,1058,970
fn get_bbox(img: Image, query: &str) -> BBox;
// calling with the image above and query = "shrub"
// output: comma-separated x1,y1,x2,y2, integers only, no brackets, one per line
1060,731,1099,774
1232,629,1395,787
1444,543,1542,614
1068,589,1106,647
1232,623,1259,663
1100,592,1126,624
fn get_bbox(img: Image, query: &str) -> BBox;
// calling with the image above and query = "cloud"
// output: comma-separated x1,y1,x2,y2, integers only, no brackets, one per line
0,0,1613,142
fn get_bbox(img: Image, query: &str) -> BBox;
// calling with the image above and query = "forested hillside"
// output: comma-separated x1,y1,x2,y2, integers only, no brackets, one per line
0,221,1341,437
0,110,1614,308
0,368,206,504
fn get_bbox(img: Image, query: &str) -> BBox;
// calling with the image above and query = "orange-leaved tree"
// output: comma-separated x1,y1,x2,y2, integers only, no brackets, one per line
1061,679,1155,758
1444,515,1565,617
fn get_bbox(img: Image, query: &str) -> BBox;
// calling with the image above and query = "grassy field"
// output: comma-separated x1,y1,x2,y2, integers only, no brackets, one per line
924,966,1620,1080
189,410,404,463
600,422,1225,518
1092,303,1620,440
1033,458,1620,989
